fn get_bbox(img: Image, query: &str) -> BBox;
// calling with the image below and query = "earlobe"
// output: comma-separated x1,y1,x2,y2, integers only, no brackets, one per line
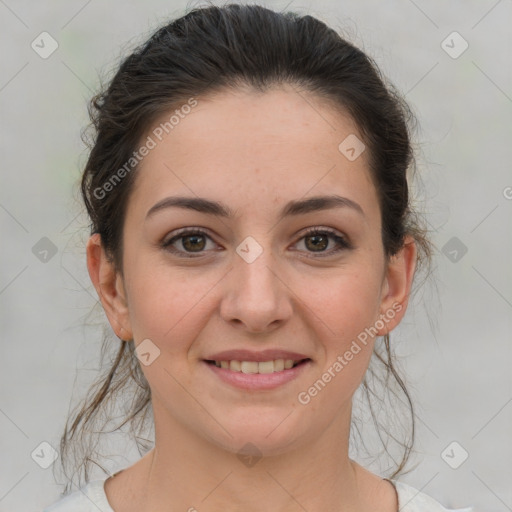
86,234,133,341
376,236,417,335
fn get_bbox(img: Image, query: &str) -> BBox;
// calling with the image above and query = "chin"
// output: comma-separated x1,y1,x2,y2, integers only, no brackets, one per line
207,417,308,459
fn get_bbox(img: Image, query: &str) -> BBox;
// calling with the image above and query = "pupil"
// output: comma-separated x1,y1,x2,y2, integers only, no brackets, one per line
183,235,205,252
307,234,327,251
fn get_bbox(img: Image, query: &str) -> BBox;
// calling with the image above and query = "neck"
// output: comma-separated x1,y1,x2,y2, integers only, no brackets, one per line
132,401,373,512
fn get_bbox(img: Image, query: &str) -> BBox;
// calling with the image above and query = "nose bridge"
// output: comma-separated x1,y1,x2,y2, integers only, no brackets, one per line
220,233,292,331
234,233,280,297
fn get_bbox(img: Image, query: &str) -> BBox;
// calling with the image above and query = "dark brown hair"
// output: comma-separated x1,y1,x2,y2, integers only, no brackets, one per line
57,2,433,494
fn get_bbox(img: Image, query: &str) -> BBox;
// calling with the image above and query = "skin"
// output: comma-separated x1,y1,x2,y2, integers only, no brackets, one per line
87,83,417,512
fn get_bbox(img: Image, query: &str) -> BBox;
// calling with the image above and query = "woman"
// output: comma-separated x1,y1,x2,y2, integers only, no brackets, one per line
43,4,473,511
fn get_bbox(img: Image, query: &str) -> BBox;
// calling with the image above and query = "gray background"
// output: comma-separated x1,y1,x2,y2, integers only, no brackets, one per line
1,0,511,510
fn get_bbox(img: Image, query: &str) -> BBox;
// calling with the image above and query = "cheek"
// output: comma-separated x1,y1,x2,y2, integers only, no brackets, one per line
297,265,382,392
303,267,383,342
297,277,380,409
124,261,215,351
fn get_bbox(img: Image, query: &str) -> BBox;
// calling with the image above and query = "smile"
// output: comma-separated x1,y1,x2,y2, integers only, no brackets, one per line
206,359,308,374
204,358,312,391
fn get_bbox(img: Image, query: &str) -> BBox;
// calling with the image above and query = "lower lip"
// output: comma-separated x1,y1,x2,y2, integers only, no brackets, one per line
204,360,311,390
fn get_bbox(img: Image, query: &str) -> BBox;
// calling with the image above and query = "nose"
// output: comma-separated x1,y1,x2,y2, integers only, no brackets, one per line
219,241,293,334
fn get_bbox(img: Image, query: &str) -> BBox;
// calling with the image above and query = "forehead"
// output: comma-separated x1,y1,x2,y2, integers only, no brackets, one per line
129,85,379,222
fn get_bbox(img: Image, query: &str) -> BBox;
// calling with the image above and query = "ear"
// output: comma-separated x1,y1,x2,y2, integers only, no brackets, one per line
375,235,417,335
86,233,133,341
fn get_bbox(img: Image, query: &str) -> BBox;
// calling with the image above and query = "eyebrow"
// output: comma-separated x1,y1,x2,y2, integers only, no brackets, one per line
146,194,365,221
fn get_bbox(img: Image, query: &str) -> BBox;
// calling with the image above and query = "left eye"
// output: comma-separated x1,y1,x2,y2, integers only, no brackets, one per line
295,228,352,256
161,227,351,258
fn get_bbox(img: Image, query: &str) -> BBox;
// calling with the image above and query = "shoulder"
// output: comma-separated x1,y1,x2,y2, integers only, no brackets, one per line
393,480,474,512
42,476,475,512
42,479,114,512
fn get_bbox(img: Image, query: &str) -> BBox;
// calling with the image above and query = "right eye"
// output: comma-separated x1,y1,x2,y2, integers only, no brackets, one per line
161,228,219,258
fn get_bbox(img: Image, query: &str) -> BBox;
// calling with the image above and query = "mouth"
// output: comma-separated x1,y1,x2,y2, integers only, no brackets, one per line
204,358,311,374
203,357,312,391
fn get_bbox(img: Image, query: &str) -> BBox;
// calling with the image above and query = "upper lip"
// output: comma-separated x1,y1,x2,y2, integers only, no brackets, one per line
204,349,311,362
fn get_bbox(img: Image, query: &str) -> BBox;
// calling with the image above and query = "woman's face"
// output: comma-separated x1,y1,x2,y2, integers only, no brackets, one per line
90,84,414,457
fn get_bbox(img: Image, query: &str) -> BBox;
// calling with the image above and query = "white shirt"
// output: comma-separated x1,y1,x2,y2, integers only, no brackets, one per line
43,478,474,511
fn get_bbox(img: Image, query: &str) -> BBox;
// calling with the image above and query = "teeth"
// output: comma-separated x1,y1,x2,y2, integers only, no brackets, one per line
284,359,294,369
212,359,302,373
258,361,274,374
274,359,285,371
241,361,259,374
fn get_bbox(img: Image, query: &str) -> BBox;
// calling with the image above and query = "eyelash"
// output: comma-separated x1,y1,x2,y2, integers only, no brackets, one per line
161,227,352,258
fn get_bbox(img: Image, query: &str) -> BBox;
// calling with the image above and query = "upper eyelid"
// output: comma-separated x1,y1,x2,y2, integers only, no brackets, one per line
164,225,346,240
